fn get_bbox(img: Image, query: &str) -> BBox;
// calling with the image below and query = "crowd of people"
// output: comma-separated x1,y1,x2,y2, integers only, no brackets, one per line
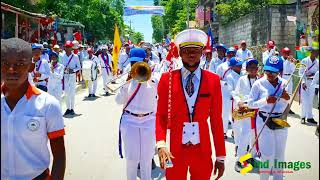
1,27,319,180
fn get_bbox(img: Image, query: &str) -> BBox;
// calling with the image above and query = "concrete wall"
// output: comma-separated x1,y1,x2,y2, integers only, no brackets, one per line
218,4,309,62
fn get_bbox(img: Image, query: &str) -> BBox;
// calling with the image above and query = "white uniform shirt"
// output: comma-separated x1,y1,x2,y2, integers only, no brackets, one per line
89,55,100,80
181,66,201,117
216,61,231,80
232,75,259,108
60,53,81,73
199,57,212,70
209,57,226,74
311,71,319,90
118,52,130,72
299,56,319,84
248,76,289,114
98,53,113,73
149,51,160,64
48,62,64,89
32,58,51,86
282,58,296,77
236,48,253,61
1,85,65,179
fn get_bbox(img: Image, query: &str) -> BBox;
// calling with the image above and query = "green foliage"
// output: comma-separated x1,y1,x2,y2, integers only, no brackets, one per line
2,0,125,42
216,0,288,25
152,0,198,41
151,15,164,43
132,32,144,44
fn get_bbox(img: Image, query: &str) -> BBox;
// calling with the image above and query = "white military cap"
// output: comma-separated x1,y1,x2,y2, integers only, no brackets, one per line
101,45,108,49
53,45,60,49
174,29,207,49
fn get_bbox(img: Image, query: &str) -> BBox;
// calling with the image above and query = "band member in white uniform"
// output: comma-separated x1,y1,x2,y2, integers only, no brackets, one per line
236,40,253,74
226,57,245,158
98,45,113,96
200,47,213,70
216,47,236,138
248,56,290,180
311,70,319,136
47,52,64,102
118,43,132,75
299,47,319,124
61,41,81,116
87,48,100,97
262,40,277,65
31,43,51,92
280,47,296,114
116,48,158,180
209,44,227,73
232,58,259,172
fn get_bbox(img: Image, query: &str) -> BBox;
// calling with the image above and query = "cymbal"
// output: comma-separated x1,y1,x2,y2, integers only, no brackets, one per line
272,118,291,127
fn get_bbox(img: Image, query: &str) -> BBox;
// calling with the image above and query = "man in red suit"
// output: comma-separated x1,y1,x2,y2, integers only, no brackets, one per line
156,29,226,180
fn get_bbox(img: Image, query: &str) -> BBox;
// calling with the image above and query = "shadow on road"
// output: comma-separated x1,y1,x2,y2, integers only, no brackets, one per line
83,96,101,101
63,113,82,119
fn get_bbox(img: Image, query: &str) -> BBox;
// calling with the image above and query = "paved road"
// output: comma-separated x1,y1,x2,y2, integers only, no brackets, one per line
59,77,319,180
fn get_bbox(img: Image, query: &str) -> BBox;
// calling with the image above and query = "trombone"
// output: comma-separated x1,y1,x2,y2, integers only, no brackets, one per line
106,61,152,93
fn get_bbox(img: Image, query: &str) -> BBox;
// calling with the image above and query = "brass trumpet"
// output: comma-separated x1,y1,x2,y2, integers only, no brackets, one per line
107,61,152,93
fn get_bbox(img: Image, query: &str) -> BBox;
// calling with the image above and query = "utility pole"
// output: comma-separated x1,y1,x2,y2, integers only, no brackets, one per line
186,0,190,28
159,0,164,42
296,0,302,46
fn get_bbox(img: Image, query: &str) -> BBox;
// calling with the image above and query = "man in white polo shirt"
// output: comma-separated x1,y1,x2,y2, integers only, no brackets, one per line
1,38,66,180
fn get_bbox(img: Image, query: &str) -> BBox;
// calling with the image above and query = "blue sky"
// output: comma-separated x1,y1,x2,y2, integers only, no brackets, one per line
124,0,154,42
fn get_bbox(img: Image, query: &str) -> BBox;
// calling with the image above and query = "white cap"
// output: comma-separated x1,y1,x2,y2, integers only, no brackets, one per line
53,45,60,49
174,29,207,49
101,45,108,50
72,40,79,49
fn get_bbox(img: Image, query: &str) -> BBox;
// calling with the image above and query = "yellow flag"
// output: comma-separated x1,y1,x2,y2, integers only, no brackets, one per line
112,24,122,74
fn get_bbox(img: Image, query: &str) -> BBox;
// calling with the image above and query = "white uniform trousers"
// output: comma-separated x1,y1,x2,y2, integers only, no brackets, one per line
47,85,63,102
256,116,288,180
300,79,315,119
221,82,232,134
88,80,98,95
236,118,252,160
120,115,155,180
64,73,76,110
101,68,113,93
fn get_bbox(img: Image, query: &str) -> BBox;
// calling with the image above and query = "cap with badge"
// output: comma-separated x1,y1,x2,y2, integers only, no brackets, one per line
49,52,59,58
246,58,259,66
174,29,207,49
228,57,244,67
53,45,60,49
129,48,146,62
263,56,283,73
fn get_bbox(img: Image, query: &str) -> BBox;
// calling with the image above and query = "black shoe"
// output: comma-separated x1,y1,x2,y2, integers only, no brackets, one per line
234,161,242,173
137,163,140,170
231,131,234,139
224,133,228,139
69,109,75,115
316,126,319,137
88,94,92,97
92,94,96,97
64,109,71,116
307,118,317,124
105,92,110,96
111,81,116,84
301,118,306,124
152,158,157,169
289,109,295,114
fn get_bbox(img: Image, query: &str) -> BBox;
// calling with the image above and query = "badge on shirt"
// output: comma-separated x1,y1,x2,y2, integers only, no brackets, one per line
182,122,200,145
27,119,40,131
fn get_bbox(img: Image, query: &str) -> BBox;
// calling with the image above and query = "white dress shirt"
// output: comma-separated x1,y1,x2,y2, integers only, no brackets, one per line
236,48,253,61
98,53,113,72
299,56,319,84
232,75,259,108
32,58,51,86
181,66,201,120
118,52,130,71
47,62,64,89
60,53,81,73
150,51,160,64
209,57,226,74
248,76,289,114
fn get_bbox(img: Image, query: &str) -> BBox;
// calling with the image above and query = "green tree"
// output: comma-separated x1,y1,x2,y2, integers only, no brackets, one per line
132,32,144,44
151,15,163,43
216,0,288,25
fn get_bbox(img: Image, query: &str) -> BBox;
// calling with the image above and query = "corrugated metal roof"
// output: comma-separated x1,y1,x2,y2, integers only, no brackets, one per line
1,2,46,19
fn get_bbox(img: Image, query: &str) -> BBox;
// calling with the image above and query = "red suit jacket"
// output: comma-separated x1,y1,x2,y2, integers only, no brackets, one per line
156,69,226,157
